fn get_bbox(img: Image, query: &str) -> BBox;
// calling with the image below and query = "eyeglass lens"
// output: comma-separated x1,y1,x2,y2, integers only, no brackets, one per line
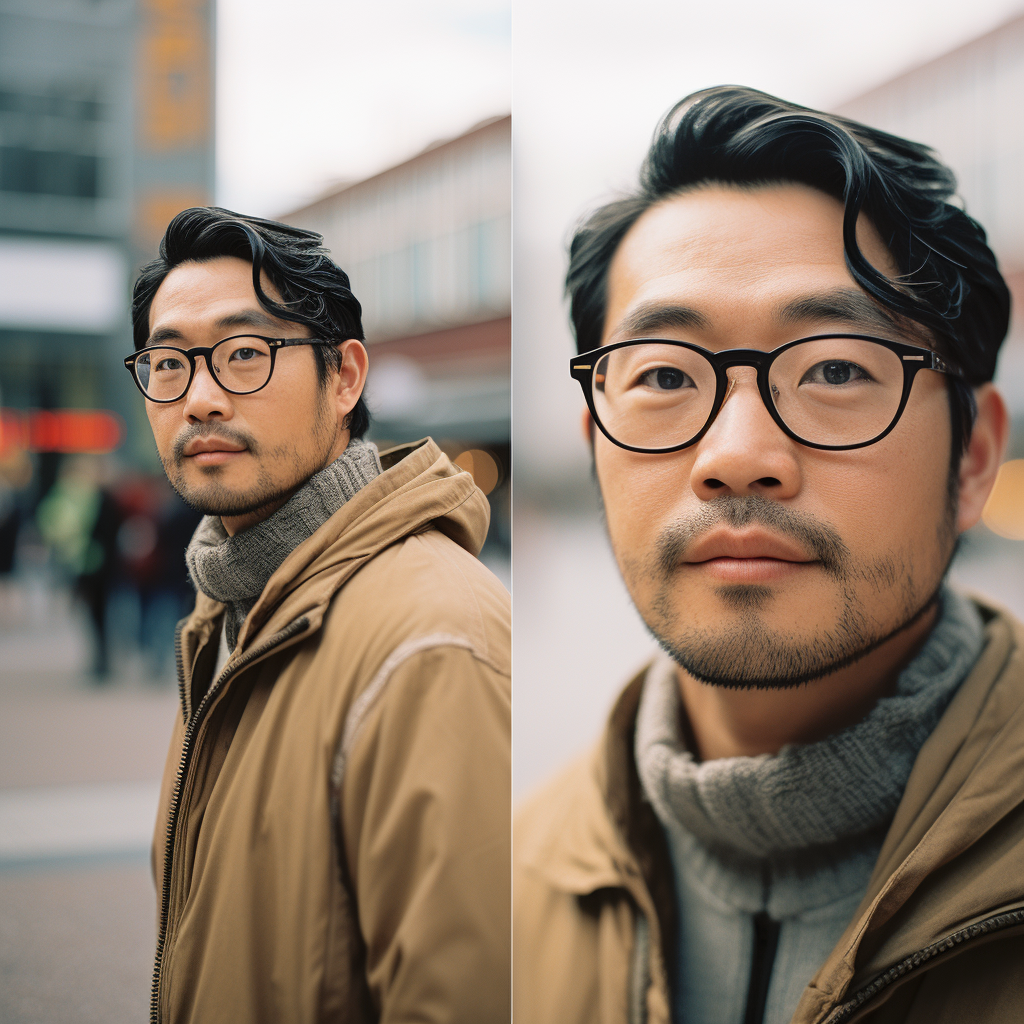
134,336,274,401
591,338,907,449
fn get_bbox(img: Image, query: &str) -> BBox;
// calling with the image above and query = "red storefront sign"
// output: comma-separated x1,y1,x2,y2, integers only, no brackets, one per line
0,409,125,456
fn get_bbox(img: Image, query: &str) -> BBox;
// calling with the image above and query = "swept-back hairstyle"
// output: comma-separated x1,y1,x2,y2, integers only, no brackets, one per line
132,207,370,438
566,86,1011,458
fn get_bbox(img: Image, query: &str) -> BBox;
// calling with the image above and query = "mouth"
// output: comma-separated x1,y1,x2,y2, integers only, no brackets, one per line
182,437,248,464
682,528,817,583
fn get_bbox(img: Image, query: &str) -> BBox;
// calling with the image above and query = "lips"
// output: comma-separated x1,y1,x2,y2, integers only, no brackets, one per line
183,437,247,457
682,528,816,565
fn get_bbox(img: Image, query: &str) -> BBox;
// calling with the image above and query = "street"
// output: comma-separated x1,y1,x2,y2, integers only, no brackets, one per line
0,584,177,1024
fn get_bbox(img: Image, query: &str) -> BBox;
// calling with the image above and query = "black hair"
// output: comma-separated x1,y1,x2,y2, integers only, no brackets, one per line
566,86,1011,461
132,206,370,439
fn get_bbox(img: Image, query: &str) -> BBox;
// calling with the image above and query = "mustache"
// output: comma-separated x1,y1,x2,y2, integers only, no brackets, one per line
656,495,850,581
171,422,260,464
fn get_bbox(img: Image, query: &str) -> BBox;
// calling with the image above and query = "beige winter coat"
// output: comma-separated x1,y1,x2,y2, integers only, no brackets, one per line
514,598,1024,1024
152,439,511,1024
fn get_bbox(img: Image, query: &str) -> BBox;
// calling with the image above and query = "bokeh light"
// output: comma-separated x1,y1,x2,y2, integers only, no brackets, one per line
454,448,501,495
982,460,1024,540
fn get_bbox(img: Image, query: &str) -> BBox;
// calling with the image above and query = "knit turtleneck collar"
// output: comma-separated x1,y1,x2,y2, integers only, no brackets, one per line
635,588,985,865
185,438,382,649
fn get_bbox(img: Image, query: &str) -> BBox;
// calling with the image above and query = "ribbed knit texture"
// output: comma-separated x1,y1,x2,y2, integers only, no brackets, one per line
185,438,381,650
635,587,985,862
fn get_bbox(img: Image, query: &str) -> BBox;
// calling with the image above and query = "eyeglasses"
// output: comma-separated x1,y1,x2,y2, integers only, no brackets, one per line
569,334,962,453
124,335,334,404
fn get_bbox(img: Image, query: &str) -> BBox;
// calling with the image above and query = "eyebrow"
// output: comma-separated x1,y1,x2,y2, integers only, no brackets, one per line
611,288,906,342
775,289,903,335
614,303,711,337
146,308,282,346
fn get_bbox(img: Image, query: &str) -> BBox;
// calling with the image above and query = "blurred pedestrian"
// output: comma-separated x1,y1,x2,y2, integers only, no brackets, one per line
36,455,120,680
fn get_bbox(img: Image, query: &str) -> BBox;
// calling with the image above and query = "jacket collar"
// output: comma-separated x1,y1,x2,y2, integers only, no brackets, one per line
518,667,680,973
800,599,1024,1019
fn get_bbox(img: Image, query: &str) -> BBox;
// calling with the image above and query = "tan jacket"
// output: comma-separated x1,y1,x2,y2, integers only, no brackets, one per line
514,599,1024,1024
152,440,511,1024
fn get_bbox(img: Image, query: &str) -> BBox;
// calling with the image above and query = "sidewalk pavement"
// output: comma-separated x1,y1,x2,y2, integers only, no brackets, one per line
0,584,178,1024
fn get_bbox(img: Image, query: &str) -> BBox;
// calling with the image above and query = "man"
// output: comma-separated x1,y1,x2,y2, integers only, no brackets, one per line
514,87,1021,1024
127,208,510,1023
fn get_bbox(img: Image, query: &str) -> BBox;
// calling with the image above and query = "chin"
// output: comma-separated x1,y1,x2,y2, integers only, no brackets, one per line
172,478,289,518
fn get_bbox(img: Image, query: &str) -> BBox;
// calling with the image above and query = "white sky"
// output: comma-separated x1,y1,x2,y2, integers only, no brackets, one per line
216,0,512,217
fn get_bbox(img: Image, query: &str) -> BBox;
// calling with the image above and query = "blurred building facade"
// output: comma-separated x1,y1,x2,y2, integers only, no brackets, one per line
0,0,215,480
283,115,511,555
836,11,1024,449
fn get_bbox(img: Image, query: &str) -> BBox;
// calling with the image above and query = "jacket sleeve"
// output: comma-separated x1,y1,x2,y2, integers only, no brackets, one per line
338,641,511,1024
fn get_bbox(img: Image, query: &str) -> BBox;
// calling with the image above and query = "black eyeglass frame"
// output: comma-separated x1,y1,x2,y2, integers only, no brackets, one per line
569,333,962,454
123,335,335,403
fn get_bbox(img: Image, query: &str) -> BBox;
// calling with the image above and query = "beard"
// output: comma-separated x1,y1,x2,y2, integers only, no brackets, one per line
628,495,954,690
160,398,338,518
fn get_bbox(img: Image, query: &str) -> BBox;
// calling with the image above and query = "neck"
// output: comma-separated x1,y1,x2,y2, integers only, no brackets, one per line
678,601,939,760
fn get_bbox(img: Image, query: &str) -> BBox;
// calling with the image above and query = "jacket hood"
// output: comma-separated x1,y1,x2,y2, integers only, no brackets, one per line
188,438,490,654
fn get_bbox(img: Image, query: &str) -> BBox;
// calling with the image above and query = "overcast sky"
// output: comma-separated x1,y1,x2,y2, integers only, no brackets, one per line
216,0,511,217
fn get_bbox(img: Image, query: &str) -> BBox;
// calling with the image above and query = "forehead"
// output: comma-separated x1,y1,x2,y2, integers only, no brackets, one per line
603,183,899,343
148,256,284,334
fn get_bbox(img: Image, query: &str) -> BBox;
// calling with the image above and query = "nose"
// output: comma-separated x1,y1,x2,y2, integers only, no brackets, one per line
688,367,802,500
181,354,232,423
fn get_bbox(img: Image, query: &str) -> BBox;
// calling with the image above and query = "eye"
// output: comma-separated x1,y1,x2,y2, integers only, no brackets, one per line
154,356,185,372
638,366,694,391
230,347,260,362
800,360,873,386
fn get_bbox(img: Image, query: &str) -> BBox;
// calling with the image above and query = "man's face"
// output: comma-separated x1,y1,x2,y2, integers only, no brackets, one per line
594,183,958,688
144,256,342,529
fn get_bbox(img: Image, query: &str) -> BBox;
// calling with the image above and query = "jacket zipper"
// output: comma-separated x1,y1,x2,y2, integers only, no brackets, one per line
173,619,187,722
822,906,1024,1024
150,616,310,1024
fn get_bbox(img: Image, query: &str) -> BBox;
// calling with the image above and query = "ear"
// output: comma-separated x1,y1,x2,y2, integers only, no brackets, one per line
957,384,1010,533
329,339,369,433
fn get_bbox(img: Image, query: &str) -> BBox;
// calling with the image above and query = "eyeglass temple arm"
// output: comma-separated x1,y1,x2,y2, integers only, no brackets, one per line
900,350,961,378
272,337,333,349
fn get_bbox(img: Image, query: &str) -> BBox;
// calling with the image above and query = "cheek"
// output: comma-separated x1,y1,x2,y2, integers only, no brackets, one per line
146,406,176,452
804,402,952,563
597,440,693,552
264,360,325,430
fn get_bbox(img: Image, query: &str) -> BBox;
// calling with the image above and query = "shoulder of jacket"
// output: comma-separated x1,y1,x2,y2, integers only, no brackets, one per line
516,748,599,841
514,743,626,886
321,527,509,670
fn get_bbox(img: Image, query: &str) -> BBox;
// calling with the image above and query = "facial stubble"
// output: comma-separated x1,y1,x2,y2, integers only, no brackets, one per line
623,494,956,690
160,390,339,518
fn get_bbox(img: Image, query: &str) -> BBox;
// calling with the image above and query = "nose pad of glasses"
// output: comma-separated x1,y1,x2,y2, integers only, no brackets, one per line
194,351,220,380
722,364,758,401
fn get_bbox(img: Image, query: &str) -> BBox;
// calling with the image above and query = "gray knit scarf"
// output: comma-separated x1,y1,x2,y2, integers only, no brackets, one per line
635,588,985,861
185,438,382,650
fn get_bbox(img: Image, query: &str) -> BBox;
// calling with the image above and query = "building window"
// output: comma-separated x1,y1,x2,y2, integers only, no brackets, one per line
0,146,100,198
